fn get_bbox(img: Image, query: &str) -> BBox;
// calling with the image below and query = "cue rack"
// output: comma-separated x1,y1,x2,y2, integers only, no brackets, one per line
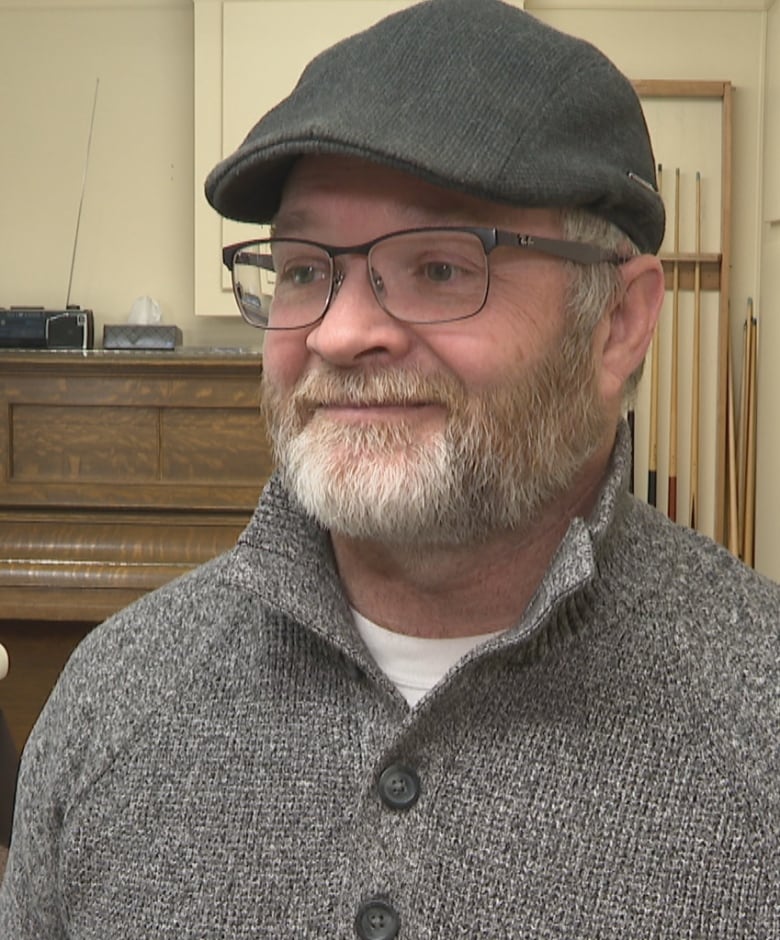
624,80,756,564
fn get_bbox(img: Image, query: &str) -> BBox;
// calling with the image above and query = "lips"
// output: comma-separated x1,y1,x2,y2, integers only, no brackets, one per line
318,399,432,409
312,400,440,422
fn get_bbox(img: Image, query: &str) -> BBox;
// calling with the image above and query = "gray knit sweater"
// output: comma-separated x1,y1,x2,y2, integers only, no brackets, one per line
1,429,779,938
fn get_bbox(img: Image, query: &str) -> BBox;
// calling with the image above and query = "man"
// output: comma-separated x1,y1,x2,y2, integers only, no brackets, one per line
1,0,778,936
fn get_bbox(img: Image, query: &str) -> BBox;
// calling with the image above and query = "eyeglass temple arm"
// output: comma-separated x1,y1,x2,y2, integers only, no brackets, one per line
494,231,628,265
222,246,275,271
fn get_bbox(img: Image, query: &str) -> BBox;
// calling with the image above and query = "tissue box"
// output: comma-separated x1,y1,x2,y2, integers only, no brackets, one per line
102,324,182,350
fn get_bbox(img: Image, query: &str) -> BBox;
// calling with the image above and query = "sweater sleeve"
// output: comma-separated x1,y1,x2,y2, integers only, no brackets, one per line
0,670,80,938
0,555,244,936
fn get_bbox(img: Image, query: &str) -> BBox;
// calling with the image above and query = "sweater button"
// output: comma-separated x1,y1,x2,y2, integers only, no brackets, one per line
355,899,400,939
378,763,420,810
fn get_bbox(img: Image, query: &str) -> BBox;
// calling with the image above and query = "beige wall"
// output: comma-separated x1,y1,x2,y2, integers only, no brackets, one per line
1,0,778,573
0,0,260,349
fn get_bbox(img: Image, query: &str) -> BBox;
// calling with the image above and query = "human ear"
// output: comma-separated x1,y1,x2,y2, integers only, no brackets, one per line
595,254,665,403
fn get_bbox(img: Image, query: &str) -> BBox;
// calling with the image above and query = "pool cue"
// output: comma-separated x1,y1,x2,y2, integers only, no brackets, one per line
647,163,662,508
647,344,659,506
743,310,758,566
737,312,751,551
689,172,702,529
726,331,740,556
667,168,681,522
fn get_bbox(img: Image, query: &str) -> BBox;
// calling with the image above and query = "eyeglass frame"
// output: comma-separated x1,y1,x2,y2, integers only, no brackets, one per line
221,225,631,330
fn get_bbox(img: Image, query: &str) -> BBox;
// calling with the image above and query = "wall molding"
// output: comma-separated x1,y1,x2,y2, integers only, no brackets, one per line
528,0,774,9
3,0,767,10
0,0,190,9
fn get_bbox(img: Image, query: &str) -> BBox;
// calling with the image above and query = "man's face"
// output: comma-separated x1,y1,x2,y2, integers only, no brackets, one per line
261,155,610,546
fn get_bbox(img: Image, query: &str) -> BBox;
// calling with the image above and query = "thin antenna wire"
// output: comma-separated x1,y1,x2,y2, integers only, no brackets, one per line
66,78,100,308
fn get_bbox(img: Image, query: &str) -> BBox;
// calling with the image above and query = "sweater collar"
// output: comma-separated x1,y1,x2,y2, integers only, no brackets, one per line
230,420,633,657
513,419,632,644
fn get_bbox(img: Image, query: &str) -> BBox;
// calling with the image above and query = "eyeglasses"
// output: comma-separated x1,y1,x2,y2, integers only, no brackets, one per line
221,226,629,330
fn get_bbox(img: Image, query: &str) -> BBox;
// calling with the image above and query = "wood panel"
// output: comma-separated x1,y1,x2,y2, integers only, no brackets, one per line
0,350,270,511
161,408,265,482
0,349,272,621
11,404,160,482
0,510,249,619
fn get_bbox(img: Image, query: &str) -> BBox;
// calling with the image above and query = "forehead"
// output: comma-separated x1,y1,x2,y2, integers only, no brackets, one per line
274,155,561,235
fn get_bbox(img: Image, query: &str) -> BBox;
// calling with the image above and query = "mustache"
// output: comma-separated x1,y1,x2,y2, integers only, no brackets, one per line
271,366,467,413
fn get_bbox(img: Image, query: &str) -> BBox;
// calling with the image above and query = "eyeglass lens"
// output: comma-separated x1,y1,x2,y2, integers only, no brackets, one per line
231,230,491,329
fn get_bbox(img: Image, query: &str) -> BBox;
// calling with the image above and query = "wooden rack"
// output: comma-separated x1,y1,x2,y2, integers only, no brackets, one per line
631,79,733,546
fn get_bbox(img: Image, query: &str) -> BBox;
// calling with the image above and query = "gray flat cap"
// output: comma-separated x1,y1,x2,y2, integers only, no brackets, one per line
205,0,664,253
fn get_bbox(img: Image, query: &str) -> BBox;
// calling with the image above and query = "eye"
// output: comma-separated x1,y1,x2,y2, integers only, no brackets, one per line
423,261,457,283
277,262,330,287
274,252,330,289
284,264,321,286
414,253,483,288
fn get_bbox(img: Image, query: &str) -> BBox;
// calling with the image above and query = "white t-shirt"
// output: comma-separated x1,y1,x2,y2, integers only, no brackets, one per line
352,608,503,707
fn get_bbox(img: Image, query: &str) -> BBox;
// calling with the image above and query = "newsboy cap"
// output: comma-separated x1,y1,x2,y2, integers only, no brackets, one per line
205,0,664,254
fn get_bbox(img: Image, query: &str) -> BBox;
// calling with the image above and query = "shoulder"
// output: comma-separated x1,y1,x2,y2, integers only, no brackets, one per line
2,549,277,933
620,496,780,626
615,499,780,693
614,498,780,822
70,553,248,698
18,551,263,811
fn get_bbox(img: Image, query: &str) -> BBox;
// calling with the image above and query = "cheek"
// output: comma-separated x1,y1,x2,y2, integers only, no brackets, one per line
261,331,310,390
487,276,566,349
424,297,563,389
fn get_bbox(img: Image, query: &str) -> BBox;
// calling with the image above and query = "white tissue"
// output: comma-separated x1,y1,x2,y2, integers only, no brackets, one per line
127,295,162,325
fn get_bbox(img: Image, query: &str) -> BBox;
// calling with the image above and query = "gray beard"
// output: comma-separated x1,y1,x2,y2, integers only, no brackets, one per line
262,331,607,547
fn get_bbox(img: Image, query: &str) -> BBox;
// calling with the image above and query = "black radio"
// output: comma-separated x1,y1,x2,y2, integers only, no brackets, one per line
0,307,94,350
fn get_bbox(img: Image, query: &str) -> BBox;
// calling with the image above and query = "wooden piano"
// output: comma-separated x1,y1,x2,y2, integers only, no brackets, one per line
0,348,272,751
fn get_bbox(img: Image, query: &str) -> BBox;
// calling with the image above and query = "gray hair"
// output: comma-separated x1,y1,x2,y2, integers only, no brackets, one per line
562,208,644,400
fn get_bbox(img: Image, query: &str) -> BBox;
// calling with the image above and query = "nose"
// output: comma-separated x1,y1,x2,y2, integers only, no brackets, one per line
305,256,414,366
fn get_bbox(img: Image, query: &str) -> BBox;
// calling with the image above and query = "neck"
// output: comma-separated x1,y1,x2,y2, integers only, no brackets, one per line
331,446,612,639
